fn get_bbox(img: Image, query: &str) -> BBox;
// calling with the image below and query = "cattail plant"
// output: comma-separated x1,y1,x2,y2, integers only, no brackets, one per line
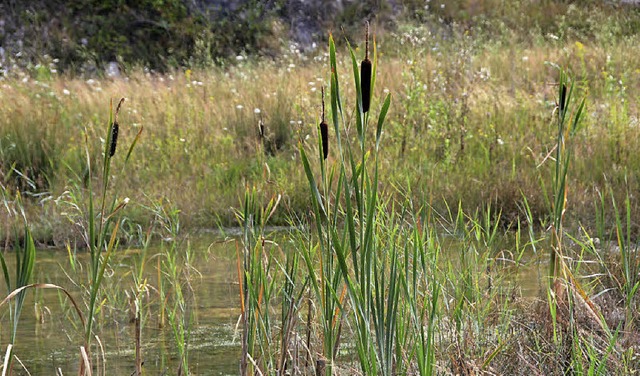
361,21,372,113
76,97,141,374
320,86,329,160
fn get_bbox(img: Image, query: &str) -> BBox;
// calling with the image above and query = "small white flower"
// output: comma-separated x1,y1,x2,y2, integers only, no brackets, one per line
236,104,243,110
236,55,244,61
63,89,70,95
254,108,261,114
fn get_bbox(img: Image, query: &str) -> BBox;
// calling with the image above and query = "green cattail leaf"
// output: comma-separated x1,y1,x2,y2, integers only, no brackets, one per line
299,145,327,221
347,40,362,103
329,35,342,115
125,126,144,165
376,94,391,151
371,38,378,108
93,221,120,304
347,41,364,141
330,71,341,147
342,170,358,278
570,97,586,136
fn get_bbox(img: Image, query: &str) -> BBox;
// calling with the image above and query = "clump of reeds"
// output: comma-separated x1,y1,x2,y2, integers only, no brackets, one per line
58,97,142,374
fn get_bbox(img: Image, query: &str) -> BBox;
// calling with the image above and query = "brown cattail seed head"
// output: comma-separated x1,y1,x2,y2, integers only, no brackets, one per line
320,86,328,159
361,21,372,113
559,83,567,115
320,121,329,160
109,121,119,157
109,98,125,157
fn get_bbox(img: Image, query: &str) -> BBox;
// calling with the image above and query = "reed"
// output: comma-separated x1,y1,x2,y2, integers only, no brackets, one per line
548,71,585,285
236,187,289,374
54,97,143,374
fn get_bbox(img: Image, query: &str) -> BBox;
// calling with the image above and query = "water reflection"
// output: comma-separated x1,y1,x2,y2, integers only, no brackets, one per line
0,233,546,375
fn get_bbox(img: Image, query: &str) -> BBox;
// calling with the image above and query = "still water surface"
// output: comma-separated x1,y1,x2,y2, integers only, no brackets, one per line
0,233,545,375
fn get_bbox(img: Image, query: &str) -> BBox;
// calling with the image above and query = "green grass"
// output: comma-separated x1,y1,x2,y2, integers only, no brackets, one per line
2,8,640,239
1,3,640,374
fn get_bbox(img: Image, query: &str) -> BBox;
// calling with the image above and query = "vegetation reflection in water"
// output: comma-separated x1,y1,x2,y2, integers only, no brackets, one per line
0,236,241,375
0,231,546,375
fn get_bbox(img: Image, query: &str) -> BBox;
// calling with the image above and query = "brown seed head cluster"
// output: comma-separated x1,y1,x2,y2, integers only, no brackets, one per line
361,21,372,114
109,98,125,157
559,83,567,116
320,86,328,160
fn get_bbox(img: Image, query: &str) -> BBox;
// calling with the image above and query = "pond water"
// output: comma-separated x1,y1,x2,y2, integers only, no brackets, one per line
0,232,547,375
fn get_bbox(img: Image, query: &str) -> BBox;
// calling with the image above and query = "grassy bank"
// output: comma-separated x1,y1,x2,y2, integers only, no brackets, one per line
2,14,640,243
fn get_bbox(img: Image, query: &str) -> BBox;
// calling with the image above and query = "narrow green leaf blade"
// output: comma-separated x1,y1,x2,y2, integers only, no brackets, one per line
376,94,391,151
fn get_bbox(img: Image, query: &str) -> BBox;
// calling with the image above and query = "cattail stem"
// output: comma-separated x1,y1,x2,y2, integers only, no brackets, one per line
321,86,325,123
365,21,369,61
559,83,567,116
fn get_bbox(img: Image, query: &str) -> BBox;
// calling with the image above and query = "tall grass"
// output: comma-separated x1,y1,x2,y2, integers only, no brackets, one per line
236,187,293,374
3,16,640,236
548,71,585,287
0,189,35,375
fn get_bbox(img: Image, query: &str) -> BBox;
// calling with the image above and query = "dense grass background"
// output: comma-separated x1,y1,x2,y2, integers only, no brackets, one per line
0,1,639,244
